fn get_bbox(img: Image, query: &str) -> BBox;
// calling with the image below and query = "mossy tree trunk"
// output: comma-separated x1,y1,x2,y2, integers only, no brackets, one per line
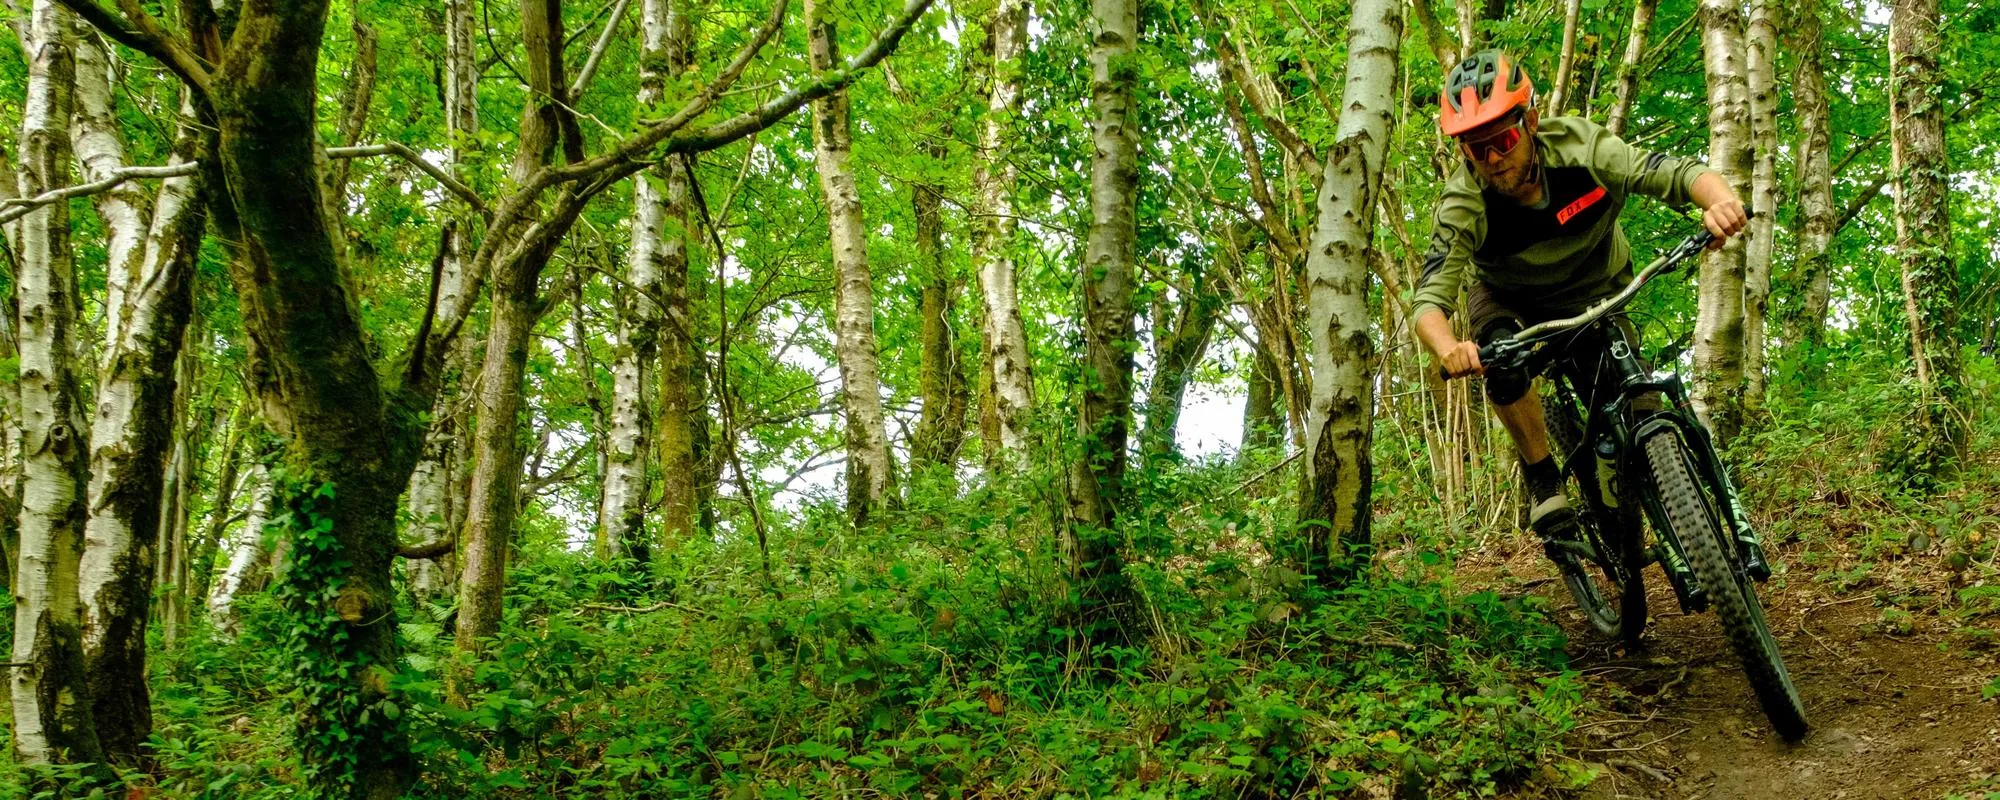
1888,0,1964,476
1070,0,1143,638
1787,0,1835,349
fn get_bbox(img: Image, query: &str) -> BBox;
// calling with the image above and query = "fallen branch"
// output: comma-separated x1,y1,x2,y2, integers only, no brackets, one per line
397,538,454,560
1608,758,1673,783
1322,634,1420,652
1176,450,1302,515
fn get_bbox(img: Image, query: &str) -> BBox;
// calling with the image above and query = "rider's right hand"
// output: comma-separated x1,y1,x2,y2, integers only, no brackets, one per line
1440,340,1484,378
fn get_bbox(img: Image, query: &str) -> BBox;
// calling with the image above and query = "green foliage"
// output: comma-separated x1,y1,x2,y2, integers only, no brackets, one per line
91,453,1592,799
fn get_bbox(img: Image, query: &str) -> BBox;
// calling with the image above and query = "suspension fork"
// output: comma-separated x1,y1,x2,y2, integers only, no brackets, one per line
1630,373,1771,581
1657,379,1772,580
1584,325,1708,611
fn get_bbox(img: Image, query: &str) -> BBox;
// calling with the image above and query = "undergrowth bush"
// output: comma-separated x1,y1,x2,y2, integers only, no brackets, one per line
13,350,1989,799
91,447,1589,800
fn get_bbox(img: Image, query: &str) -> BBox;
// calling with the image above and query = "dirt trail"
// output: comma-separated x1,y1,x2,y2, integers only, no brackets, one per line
1485,545,2000,799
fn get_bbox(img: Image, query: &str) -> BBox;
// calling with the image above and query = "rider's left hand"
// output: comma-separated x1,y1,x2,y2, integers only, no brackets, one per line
1703,199,1748,249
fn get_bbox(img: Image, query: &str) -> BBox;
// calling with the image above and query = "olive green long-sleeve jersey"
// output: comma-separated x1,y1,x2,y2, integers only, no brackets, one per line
1410,115,1719,322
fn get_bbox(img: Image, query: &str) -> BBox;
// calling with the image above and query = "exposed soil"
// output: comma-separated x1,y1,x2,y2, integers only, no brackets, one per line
1478,539,2000,800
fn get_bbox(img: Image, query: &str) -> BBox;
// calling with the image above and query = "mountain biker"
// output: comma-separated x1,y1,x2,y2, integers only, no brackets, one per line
1414,49,1749,545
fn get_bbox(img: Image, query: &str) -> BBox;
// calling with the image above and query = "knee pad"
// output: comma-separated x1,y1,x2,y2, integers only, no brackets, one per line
1476,321,1528,406
1485,365,1531,406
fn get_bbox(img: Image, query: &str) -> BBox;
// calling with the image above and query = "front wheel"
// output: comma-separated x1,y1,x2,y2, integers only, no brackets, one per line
1643,431,1808,740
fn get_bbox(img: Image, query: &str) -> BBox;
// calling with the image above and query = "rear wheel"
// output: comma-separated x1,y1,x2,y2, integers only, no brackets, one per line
1543,388,1648,644
1643,431,1807,740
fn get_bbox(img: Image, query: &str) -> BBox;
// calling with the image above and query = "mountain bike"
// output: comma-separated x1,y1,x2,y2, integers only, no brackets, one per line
1444,222,1808,741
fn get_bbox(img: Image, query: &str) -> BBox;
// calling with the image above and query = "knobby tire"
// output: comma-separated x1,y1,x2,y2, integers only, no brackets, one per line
1642,431,1808,740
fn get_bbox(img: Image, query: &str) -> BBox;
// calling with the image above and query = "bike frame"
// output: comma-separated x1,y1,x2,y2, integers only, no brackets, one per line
1538,315,1761,614
1493,228,1772,614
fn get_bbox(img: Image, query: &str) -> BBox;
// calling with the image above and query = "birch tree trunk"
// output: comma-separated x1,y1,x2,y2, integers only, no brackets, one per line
1549,0,1583,115
974,0,1036,461
1605,0,1657,137
1069,0,1141,634
9,0,105,768
71,30,208,763
1888,0,1964,472
208,462,273,632
1787,0,1834,348
806,0,894,520
1741,0,1778,410
154,353,200,649
1692,0,1751,443
1301,0,1399,587
597,0,681,560
1455,0,1479,52
191,404,250,607
401,0,481,580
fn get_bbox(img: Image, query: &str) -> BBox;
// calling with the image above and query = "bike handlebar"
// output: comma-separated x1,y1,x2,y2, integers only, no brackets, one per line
1434,216,1743,382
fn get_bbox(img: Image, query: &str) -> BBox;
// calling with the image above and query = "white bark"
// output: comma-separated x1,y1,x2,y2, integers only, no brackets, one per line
1455,0,1478,52
975,0,1036,459
1550,0,1583,114
1742,0,1778,407
73,27,206,760
806,0,893,518
597,0,675,558
69,27,149,344
1302,0,1399,581
1692,0,1751,440
1789,0,1833,346
401,0,481,580
208,463,272,632
436,0,481,329
402,408,460,599
1606,0,1656,137
10,0,102,765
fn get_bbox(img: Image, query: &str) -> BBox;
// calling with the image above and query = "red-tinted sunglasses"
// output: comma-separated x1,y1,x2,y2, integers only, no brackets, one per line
1458,116,1527,161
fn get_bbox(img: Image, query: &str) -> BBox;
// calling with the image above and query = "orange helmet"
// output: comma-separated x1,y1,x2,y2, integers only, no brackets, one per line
1439,50,1536,137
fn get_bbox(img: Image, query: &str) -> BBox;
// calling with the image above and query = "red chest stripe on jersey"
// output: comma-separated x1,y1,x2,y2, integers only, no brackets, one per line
1556,186,1607,225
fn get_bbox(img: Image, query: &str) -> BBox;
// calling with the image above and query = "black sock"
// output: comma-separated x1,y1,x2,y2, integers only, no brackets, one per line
1522,457,1563,503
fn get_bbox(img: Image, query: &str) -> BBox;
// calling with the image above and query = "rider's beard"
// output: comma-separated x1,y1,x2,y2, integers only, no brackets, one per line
1486,153,1543,204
